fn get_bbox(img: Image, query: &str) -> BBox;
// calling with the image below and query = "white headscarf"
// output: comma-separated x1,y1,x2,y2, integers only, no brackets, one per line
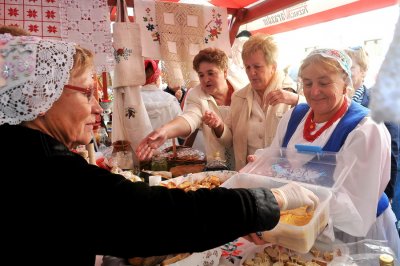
0,34,76,125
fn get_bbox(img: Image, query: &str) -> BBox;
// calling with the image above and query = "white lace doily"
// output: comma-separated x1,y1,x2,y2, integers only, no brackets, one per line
60,0,114,73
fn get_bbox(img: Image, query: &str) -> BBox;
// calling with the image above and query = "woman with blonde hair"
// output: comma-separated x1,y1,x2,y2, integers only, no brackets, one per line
203,34,301,170
250,48,399,256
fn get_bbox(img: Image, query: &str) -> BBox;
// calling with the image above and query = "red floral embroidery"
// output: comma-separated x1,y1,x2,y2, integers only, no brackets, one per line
204,9,223,43
27,9,38,18
47,25,57,33
46,0,56,3
46,10,56,19
28,24,39,32
29,0,38,2
8,8,19,17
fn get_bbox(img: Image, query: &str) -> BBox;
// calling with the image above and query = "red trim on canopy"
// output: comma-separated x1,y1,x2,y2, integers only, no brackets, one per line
252,0,397,35
209,0,260,9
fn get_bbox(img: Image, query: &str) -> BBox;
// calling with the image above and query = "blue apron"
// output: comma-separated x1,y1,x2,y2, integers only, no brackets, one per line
282,101,388,217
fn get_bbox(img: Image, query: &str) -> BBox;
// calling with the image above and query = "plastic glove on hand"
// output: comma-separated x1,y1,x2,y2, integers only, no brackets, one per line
271,182,319,212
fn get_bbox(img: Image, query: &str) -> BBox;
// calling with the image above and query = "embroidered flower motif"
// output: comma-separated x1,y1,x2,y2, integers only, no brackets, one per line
146,23,155,31
28,24,39,32
45,10,56,19
142,7,160,43
125,107,136,119
27,9,38,18
2,63,14,79
47,25,58,34
204,9,223,44
113,47,132,63
8,8,19,17
220,239,245,264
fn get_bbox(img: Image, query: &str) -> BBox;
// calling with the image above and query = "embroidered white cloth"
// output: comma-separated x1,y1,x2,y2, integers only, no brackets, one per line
111,86,153,162
60,0,114,73
0,0,62,39
135,1,230,86
370,6,400,123
134,0,161,60
112,0,145,88
203,5,231,57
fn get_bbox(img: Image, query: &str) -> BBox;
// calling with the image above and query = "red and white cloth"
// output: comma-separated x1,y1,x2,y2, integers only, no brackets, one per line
0,0,62,39
135,0,231,87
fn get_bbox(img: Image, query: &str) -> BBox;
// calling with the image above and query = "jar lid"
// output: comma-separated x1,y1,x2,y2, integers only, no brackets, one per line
379,254,394,265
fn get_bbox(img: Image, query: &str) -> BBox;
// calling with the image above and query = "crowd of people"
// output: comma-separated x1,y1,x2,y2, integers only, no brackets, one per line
136,33,399,258
0,20,399,266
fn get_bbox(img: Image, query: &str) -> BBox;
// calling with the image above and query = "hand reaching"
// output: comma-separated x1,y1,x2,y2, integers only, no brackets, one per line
175,89,183,101
265,89,299,106
135,128,168,161
271,182,319,212
247,154,257,163
202,110,222,129
202,110,224,137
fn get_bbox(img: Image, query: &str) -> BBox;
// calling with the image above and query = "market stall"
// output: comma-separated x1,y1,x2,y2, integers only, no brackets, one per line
2,1,398,266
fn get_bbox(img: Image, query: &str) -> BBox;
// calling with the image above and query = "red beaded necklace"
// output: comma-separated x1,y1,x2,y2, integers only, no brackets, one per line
303,98,348,142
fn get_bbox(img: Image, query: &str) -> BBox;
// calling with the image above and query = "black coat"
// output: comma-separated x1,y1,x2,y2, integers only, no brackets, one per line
0,124,280,266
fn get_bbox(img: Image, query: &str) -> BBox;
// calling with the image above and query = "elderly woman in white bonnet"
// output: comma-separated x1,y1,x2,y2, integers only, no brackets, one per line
0,35,321,266
249,48,399,257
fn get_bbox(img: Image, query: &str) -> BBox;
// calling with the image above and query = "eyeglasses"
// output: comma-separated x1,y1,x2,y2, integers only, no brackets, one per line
64,84,94,102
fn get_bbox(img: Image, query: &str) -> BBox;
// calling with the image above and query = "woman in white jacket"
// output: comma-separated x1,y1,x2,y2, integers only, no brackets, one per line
136,48,247,169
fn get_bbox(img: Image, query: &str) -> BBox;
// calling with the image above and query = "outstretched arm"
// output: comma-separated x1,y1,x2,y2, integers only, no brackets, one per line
136,117,191,161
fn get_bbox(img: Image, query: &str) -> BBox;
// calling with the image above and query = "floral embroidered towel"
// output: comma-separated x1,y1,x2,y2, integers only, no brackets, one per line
112,0,145,88
111,86,153,163
135,1,230,86
134,0,161,60
203,5,231,57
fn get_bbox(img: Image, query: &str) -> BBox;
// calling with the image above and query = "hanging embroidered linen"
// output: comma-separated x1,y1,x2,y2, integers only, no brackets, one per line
111,0,152,163
135,1,230,87
134,0,161,60
155,1,204,87
203,5,231,57
0,0,62,39
370,7,400,123
112,0,146,87
59,0,114,73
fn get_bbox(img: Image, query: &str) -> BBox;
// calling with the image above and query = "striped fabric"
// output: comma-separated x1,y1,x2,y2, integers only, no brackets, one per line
352,86,365,103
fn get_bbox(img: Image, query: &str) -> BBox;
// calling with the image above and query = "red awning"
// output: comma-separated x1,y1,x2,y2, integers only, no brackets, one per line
248,0,398,35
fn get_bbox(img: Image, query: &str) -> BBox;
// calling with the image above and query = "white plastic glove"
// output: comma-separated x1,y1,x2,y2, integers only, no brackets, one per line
271,182,319,212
